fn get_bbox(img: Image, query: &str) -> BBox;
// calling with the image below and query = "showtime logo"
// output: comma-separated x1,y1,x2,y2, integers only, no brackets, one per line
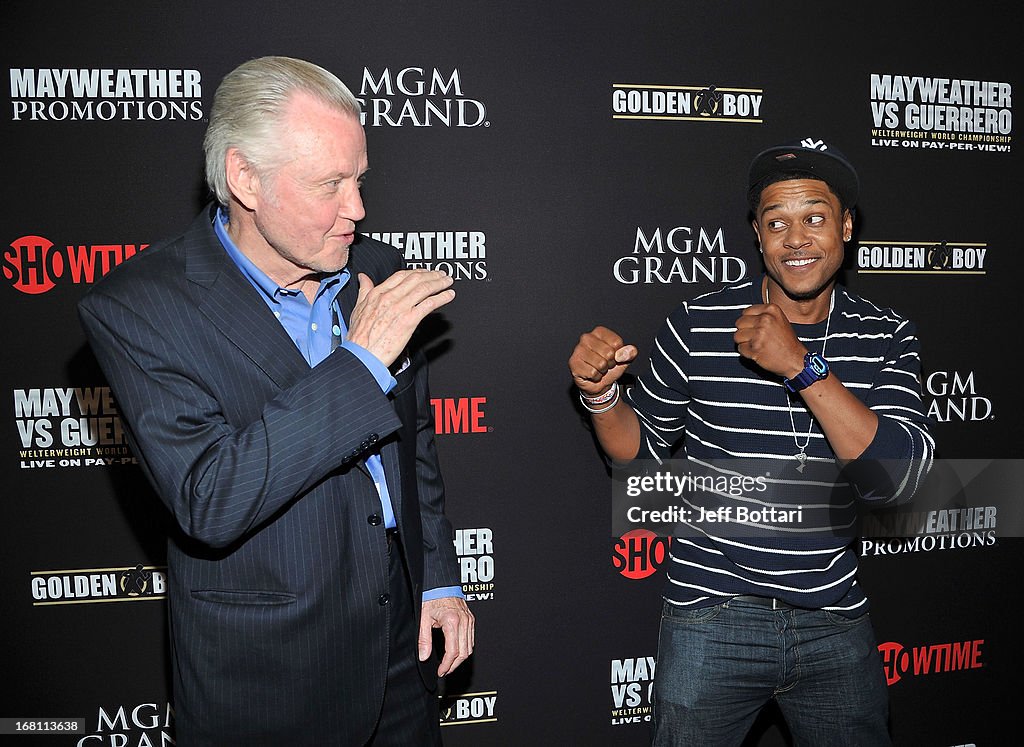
431,397,489,434
4,235,146,294
878,639,985,686
612,528,671,579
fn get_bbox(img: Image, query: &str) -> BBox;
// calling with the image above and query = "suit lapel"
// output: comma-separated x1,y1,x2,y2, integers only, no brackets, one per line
183,205,309,391
182,210,399,503
378,439,403,525
337,269,359,329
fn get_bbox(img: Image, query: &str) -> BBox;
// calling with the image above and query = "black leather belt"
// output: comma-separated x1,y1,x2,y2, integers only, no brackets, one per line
729,594,794,610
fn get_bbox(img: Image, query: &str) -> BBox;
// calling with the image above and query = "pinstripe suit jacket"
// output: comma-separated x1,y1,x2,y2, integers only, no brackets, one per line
77,203,460,746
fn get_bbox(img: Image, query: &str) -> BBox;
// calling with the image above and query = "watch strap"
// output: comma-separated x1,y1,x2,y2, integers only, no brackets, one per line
784,353,829,392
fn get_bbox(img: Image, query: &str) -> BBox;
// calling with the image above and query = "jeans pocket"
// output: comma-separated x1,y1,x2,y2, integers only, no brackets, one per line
823,608,871,627
661,600,723,625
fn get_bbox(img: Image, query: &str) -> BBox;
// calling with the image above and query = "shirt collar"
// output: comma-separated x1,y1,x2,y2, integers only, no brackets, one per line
213,207,350,303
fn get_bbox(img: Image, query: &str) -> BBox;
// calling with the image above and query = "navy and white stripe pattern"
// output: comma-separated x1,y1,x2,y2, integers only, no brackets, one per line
626,277,934,615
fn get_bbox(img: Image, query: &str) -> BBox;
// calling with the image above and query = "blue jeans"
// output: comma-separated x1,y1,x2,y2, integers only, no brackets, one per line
652,598,891,747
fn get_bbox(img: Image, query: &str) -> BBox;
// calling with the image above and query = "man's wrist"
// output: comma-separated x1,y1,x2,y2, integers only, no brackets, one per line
580,382,620,414
580,381,618,404
783,352,830,393
423,585,464,601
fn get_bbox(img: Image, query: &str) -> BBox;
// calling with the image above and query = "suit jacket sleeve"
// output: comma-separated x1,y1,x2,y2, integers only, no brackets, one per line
410,345,462,592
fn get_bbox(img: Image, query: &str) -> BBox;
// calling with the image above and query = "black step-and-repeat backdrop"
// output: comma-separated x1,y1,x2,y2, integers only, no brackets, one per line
3,2,1021,745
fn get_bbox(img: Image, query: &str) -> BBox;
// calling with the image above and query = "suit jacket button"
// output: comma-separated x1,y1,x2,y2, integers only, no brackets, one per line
378,593,390,606
367,514,382,526
369,433,379,443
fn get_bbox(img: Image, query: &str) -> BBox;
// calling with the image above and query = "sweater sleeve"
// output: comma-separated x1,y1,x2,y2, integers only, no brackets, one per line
625,302,693,465
848,315,935,505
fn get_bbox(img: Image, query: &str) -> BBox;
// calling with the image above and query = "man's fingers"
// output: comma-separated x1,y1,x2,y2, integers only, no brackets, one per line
437,609,473,676
569,329,636,388
347,270,456,365
413,286,456,313
589,324,623,342
417,618,433,662
356,272,375,293
420,599,475,677
369,268,452,299
614,344,638,364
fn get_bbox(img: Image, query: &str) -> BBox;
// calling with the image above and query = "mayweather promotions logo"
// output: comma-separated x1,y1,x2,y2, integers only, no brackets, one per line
365,230,488,280
10,67,204,122
869,73,1012,151
860,459,1015,557
358,67,488,127
860,505,997,557
612,82,764,123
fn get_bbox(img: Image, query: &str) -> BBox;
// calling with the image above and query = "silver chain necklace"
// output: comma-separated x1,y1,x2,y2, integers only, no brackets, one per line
765,283,834,473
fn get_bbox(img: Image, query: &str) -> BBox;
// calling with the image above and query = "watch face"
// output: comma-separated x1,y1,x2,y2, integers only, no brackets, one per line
808,354,829,376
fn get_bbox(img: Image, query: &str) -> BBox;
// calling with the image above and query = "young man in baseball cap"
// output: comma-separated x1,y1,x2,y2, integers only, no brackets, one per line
569,137,933,745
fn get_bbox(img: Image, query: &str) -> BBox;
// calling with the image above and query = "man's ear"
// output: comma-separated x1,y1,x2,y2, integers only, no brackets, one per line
842,209,854,242
225,147,260,211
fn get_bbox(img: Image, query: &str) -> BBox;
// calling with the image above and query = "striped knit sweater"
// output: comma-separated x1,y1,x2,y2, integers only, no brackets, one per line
625,276,935,615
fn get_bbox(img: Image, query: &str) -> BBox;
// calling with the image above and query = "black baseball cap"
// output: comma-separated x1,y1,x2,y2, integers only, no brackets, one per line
748,138,859,209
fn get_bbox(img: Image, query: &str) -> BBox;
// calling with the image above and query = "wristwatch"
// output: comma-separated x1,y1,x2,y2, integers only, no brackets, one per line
783,352,830,392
